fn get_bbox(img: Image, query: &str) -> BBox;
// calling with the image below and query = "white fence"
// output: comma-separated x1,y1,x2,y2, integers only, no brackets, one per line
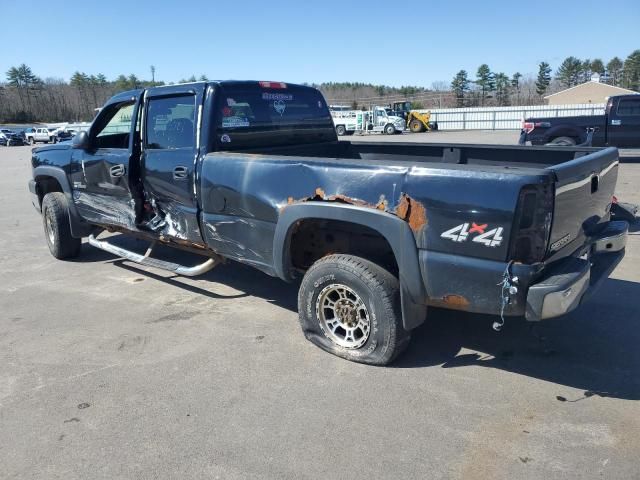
418,103,605,130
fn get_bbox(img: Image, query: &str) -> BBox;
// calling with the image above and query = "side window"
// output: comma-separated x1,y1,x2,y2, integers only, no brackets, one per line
616,98,640,116
93,102,135,149
146,95,196,149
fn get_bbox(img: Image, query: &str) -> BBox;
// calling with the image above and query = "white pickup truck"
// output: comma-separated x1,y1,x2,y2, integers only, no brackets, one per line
24,127,58,144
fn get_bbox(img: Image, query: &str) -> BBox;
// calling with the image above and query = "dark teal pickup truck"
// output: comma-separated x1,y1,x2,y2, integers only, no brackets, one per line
29,81,628,365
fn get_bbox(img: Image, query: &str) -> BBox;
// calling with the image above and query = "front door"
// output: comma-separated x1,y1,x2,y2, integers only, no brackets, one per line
140,84,205,243
71,97,141,229
608,97,640,147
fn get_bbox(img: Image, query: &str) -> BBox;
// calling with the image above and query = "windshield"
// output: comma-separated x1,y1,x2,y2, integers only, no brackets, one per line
213,83,334,151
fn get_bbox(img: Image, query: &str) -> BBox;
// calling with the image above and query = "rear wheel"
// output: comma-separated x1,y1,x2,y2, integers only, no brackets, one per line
548,136,576,146
298,254,410,365
409,119,424,133
384,123,396,135
42,192,82,259
335,125,346,136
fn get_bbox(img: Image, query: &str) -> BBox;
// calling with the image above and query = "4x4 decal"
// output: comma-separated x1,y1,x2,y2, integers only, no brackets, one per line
441,223,504,247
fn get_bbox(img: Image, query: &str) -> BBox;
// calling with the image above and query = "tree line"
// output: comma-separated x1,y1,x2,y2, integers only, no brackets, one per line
1,51,638,123
451,50,640,108
0,65,213,123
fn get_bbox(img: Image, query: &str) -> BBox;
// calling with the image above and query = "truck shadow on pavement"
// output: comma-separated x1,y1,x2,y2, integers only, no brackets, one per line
396,277,640,401
80,234,639,401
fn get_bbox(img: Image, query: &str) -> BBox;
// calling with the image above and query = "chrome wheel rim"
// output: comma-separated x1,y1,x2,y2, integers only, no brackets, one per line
316,284,371,349
45,211,55,245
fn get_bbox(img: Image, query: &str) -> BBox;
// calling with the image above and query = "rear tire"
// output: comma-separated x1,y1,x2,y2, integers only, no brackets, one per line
42,192,82,259
548,136,576,146
298,254,410,365
335,125,346,136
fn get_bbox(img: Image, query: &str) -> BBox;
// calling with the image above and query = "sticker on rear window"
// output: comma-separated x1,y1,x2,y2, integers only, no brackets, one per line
222,117,250,128
262,92,293,101
273,100,286,116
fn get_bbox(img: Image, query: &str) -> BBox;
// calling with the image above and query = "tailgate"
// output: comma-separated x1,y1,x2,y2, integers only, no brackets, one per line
546,147,619,260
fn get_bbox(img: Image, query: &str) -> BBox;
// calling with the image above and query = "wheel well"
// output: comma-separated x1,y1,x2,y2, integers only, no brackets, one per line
288,218,398,276
35,176,63,207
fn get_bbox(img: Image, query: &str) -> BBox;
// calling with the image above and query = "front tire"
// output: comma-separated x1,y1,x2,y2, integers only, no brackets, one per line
298,254,410,365
409,119,424,133
42,192,82,259
335,125,346,136
384,123,396,135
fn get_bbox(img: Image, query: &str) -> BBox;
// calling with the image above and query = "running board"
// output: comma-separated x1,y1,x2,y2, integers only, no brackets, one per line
88,234,220,277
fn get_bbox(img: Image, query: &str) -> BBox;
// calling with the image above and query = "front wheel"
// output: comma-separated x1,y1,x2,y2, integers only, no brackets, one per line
335,125,346,136
42,192,82,259
384,124,396,135
298,254,410,365
409,119,424,133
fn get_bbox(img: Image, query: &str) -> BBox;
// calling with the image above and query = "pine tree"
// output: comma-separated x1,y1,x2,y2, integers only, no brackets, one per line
590,59,605,76
511,72,522,104
475,64,494,106
606,57,623,86
556,57,582,88
622,50,640,91
581,59,592,82
535,62,552,96
451,70,470,107
494,73,510,106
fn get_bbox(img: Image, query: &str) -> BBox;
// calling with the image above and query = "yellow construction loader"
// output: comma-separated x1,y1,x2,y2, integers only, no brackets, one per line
406,110,434,133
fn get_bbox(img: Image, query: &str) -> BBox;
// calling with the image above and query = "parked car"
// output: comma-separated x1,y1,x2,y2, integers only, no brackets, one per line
56,130,74,142
28,81,628,365
521,94,640,147
24,127,59,144
0,129,24,146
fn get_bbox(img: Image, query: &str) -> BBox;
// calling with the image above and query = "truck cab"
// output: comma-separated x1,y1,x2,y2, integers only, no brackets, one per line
367,106,405,134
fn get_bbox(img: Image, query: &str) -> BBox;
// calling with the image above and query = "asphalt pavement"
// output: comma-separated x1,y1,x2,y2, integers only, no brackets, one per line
1,139,639,480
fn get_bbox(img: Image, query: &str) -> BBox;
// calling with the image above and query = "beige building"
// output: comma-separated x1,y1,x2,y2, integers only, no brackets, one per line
545,77,637,105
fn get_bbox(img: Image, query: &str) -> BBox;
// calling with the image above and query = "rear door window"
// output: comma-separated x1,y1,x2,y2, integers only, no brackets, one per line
146,95,196,149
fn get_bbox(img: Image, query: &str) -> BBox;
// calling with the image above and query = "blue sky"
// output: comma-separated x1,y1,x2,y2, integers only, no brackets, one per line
2,0,638,87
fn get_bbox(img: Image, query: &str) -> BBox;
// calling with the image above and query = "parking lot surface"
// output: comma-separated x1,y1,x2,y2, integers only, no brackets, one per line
1,139,639,479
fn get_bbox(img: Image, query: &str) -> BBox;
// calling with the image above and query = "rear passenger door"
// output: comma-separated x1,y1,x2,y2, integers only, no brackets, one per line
141,84,205,243
608,97,640,147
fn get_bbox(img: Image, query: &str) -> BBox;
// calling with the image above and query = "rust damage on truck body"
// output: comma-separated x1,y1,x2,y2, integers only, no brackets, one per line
283,188,425,232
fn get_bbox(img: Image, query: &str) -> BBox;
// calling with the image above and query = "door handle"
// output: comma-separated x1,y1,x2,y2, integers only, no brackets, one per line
110,164,125,178
173,166,188,180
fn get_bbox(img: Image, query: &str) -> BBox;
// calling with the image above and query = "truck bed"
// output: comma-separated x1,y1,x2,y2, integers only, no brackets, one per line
239,140,610,169
202,141,618,272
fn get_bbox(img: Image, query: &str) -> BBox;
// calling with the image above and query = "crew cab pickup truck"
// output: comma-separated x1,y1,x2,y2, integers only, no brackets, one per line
29,81,628,365
521,94,640,147
25,127,59,144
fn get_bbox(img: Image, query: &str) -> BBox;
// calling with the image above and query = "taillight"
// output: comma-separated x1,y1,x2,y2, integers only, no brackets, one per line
522,121,534,132
522,121,551,133
509,184,554,263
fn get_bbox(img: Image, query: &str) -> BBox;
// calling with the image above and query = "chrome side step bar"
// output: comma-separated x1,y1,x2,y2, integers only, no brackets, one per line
88,234,220,277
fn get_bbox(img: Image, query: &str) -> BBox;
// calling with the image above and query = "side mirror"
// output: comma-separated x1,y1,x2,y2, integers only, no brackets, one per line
72,131,90,150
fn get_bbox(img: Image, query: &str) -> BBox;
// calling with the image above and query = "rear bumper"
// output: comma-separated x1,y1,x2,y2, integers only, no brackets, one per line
526,221,628,320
